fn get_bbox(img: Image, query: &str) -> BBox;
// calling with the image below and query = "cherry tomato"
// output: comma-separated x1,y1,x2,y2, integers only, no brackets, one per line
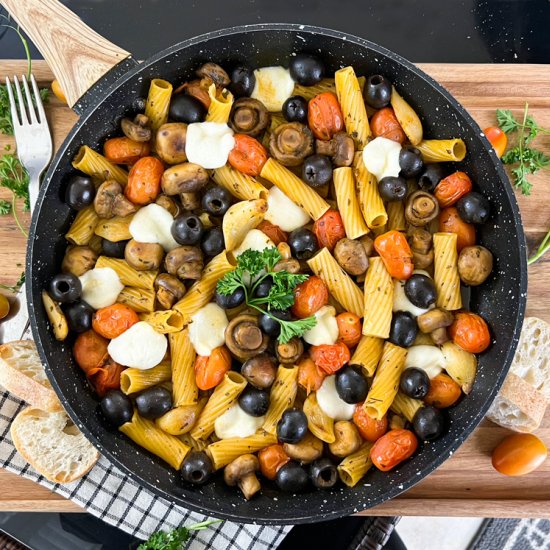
104,137,150,165
336,312,362,348
87,358,125,397
0,294,10,320
228,134,268,176
370,429,418,471
73,330,109,374
434,171,473,208
312,209,346,252
370,107,407,144
297,357,326,394
492,433,547,476
424,373,462,408
257,221,288,245
449,312,491,353
308,92,344,140
258,444,291,480
439,207,476,252
291,276,329,319
125,156,164,205
310,341,351,375
483,126,508,158
92,304,140,339
51,79,67,104
374,230,414,280
194,346,232,390
353,405,388,442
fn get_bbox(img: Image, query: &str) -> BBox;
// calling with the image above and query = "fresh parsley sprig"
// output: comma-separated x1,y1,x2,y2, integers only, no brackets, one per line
0,151,30,236
137,519,221,550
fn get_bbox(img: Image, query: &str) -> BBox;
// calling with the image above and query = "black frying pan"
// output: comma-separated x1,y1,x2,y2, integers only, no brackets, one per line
3,0,527,524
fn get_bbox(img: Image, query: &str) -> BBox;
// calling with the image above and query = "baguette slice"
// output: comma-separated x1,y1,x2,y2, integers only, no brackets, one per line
11,407,99,483
0,340,62,412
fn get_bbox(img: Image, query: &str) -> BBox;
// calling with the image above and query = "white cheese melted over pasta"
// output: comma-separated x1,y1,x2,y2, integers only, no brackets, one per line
79,267,123,309
405,345,445,379
129,203,179,252
185,122,235,169
214,403,265,439
303,305,339,346
188,303,229,356
362,136,401,181
251,66,295,112
317,375,355,421
264,186,311,232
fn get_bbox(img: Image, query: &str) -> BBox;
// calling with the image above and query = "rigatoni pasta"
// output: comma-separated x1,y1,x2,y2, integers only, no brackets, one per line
263,365,299,435
208,431,278,470
362,257,393,339
333,167,369,240
72,145,128,185
416,139,467,163
206,84,234,123
351,335,384,377
116,286,155,312
433,232,463,310
95,256,157,289
93,215,134,242
210,164,268,201
120,362,172,395
169,328,198,407
139,310,185,333
353,152,387,229
65,206,99,245
337,443,374,487
145,78,173,131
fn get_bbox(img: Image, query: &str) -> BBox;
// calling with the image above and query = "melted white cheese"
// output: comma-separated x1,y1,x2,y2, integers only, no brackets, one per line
108,321,167,370
79,267,123,309
316,376,356,421
129,203,179,252
214,403,265,439
405,345,445,379
232,229,275,257
362,137,402,181
303,306,338,346
185,122,235,169
188,303,229,356
264,186,311,232
251,66,295,112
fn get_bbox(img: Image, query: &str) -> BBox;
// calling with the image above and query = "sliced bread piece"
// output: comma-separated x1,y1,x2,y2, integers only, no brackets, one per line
10,407,99,483
0,340,62,412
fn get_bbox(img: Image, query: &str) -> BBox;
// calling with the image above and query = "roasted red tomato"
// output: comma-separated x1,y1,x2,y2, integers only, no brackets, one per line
258,444,291,480
374,230,414,280
125,156,164,205
297,357,326,394
291,276,329,319
371,429,418,471
194,346,232,390
92,303,140,339
336,312,362,348
449,312,491,353
308,92,344,140
424,373,462,408
434,171,473,208
353,405,388,442
312,209,346,252
104,137,150,165
88,358,125,397
228,134,268,176
370,107,407,143
257,220,288,245
310,341,351,374
439,207,476,252
73,330,109,374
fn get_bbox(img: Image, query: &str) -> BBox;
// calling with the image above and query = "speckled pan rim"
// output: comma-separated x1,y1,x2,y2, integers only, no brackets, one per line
27,23,527,524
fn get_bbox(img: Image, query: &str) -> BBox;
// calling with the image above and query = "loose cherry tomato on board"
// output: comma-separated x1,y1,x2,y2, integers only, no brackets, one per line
194,346,232,391
483,126,508,158
308,92,344,140
353,405,388,442
104,137,150,165
297,357,326,394
434,171,473,208
92,303,140,339
449,312,491,353
439,207,476,252
258,444,291,480
374,230,414,280
492,433,547,476
291,275,329,319
312,209,346,252
125,156,164,205
370,107,407,144
0,294,10,320
370,429,418,471
228,134,268,176
51,79,67,104
73,329,109,374
257,220,288,245
424,373,462,408
310,341,351,375
336,312,362,348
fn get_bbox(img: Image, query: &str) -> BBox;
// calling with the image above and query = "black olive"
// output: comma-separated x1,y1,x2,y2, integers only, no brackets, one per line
49,273,82,304
335,365,369,404
302,154,333,187
389,311,418,348
252,277,274,299
282,95,308,123
181,451,214,485
413,406,446,441
201,227,225,257
202,186,233,217
289,54,325,86
215,287,246,309
171,213,204,245
288,228,318,260
102,238,128,259
456,192,491,224
229,65,256,97
100,390,133,427
418,164,446,192
135,387,172,420
399,146,424,178
378,176,407,202
404,274,437,309
276,461,309,492
364,74,392,109
400,367,430,399
309,458,338,489
238,386,270,417
65,301,93,333
169,94,206,124
277,408,308,444
259,309,291,338
65,174,95,210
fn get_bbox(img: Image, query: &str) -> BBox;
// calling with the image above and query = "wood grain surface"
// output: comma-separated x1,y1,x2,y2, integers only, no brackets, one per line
0,61,549,517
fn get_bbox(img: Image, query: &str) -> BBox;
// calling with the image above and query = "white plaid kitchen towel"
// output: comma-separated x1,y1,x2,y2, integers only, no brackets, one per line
0,390,291,549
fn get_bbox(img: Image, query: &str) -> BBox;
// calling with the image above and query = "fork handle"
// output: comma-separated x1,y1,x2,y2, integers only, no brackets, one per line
0,0,131,108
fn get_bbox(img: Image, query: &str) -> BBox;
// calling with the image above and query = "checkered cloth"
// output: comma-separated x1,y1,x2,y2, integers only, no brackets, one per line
0,390,290,548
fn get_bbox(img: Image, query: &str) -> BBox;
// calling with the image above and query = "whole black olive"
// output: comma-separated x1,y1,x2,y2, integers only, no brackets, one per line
335,365,369,404
277,408,308,444
389,311,418,348
378,176,408,202
289,54,325,86
49,273,82,304
400,367,430,399
215,286,246,309
404,274,437,309
65,174,95,210
282,95,308,123
169,94,206,124
238,386,270,417
413,405,446,441
65,301,93,333
171,213,204,245
418,164,446,192
364,74,392,109
276,461,309,492
102,238,128,259
135,387,172,419
288,228,318,260
302,154,333,187
310,458,338,489
230,65,256,97
259,309,291,338
399,146,424,178
201,227,225,257
456,192,491,224
202,186,233,217
252,277,274,299
100,390,133,427
181,451,214,485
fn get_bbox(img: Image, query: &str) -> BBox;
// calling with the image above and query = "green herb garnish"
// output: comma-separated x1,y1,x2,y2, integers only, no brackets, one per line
137,519,221,550
0,271,25,293
0,153,30,236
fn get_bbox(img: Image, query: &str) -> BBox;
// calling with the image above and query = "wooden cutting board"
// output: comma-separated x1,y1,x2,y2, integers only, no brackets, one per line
0,61,549,517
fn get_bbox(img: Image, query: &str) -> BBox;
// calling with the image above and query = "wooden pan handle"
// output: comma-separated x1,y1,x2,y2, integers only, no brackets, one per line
0,0,131,107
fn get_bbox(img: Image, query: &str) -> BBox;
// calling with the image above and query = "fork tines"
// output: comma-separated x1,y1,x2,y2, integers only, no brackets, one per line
5,74,47,128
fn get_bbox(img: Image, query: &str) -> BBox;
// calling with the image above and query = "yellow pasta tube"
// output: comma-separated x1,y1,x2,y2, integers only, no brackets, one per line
390,86,423,145
139,310,185,333
260,158,330,221
386,201,406,231
433,232,462,310
262,365,299,435
307,248,363,317
416,139,466,163
120,362,172,395
145,78,173,131
293,78,336,100
87,233,103,255
333,167,369,240
169,328,198,407
222,199,268,250
72,146,128,186
208,431,278,470
117,286,155,312
362,257,393,338
206,84,234,123
179,433,210,452
93,215,134,242
65,206,99,245
353,152,387,229
390,392,424,423
337,443,374,487
95,256,157,289
303,392,335,444
210,164,268,201
350,335,384,377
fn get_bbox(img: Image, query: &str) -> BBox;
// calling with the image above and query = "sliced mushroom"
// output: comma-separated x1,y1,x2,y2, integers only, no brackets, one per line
458,245,493,286
283,432,323,463
124,239,164,271
408,228,432,254
94,180,136,219
155,194,181,217
165,246,204,280
155,123,188,165
273,258,301,274
276,337,304,364
224,454,260,500
241,353,278,389
229,97,271,137
61,246,98,277
161,162,209,195
225,314,269,361
180,191,201,211
121,114,151,142
328,421,362,458
405,190,440,227
154,273,186,309
315,132,355,167
196,62,230,89
269,122,314,166
334,238,369,276
417,308,454,333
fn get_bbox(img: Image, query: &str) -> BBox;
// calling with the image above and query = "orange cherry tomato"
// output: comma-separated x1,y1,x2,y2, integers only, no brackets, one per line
194,346,232,390
104,137,150,165
449,312,491,353
297,357,326,394
308,92,344,140
483,126,508,158
257,221,288,245
51,79,67,104
424,373,462,408
370,107,407,144
312,209,346,252
336,312,362,348
0,294,10,319
434,171,473,208
291,276,329,319
125,156,164,205
87,358,125,397
439,207,476,252
374,230,414,280
370,429,418,471
258,444,291,480
228,134,268,176
353,405,388,442
492,433,547,476
73,330,109,374
92,303,140,339
310,341,351,375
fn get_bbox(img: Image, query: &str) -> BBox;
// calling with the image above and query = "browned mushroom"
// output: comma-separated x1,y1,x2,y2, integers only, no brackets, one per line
272,258,301,274
225,314,269,361
161,162,209,196
229,97,271,137
155,194,180,217
430,327,449,345
283,432,324,463
276,337,304,364
269,122,314,166
457,245,493,286
180,191,201,210
121,114,151,142
196,62,230,89
409,228,432,254
94,180,136,218
405,190,440,227
224,454,260,500
315,132,355,167
328,421,363,457
334,238,369,276
241,353,278,389
154,273,186,309
360,234,374,257
125,239,164,271
155,123,188,164
417,308,454,333
165,246,204,280
61,246,98,276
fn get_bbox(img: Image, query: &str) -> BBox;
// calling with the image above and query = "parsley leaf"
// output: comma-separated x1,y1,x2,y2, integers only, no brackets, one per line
0,153,30,236
0,199,11,215
496,109,519,134
137,519,221,550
